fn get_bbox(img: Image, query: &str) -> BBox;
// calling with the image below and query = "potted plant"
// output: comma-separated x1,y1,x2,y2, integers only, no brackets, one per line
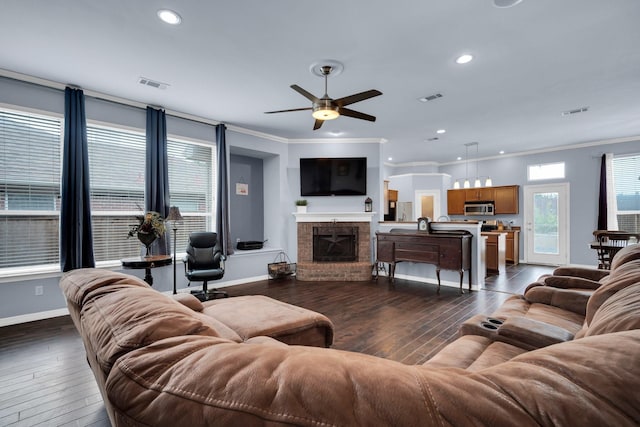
295,199,308,213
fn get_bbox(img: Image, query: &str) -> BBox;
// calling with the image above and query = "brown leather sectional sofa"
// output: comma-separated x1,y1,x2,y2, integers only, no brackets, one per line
60,245,640,426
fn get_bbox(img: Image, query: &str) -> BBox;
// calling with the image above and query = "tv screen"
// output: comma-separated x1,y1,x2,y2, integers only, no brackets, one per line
300,157,367,196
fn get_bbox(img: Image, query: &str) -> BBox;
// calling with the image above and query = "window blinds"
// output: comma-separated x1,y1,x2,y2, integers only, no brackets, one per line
0,109,62,269
167,138,215,253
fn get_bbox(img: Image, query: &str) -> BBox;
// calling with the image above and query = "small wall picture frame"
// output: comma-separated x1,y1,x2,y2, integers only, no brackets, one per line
236,182,249,196
417,217,429,231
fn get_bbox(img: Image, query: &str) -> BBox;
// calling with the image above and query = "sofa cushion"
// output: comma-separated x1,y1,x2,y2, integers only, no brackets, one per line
490,295,585,335
202,295,334,347
61,268,150,308
417,330,640,427
524,286,592,316
578,282,640,338
583,259,640,325
423,335,528,370
80,286,241,374
610,243,640,271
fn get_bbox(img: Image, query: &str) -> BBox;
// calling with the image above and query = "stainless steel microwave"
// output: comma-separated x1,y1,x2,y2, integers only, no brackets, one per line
464,202,495,216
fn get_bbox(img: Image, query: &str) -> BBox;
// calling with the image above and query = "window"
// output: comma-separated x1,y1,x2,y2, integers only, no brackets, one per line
613,154,640,233
0,108,62,271
0,106,216,274
87,124,146,262
87,126,216,263
167,137,216,253
527,162,565,181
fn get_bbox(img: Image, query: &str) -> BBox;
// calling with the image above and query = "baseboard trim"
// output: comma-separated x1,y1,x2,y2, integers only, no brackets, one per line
1,276,272,326
0,308,70,327
379,273,479,291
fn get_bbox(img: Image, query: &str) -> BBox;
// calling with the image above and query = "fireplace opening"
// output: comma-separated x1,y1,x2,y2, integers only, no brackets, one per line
313,226,358,262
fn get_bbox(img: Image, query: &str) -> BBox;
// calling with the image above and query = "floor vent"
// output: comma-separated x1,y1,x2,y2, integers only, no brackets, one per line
138,77,169,90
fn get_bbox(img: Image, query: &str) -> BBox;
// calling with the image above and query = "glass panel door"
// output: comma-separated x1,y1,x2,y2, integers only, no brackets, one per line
524,183,569,265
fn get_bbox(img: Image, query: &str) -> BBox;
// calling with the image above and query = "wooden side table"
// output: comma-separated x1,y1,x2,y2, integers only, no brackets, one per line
121,255,172,286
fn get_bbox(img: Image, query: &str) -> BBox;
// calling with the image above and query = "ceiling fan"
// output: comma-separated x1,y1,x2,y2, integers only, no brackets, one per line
265,65,382,130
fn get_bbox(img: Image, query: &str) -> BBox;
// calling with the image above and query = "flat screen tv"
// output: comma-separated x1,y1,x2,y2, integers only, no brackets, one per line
300,157,367,196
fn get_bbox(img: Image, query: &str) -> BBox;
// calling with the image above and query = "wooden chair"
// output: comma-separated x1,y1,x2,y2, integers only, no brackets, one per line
593,230,640,270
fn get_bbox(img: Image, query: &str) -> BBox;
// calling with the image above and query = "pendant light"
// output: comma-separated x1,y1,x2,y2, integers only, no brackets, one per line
463,143,471,188
474,142,482,188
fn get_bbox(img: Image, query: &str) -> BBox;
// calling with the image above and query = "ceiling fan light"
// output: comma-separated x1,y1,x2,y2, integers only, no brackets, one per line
312,107,339,120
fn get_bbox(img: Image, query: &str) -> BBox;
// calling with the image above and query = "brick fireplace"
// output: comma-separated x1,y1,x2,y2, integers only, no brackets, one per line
294,212,373,281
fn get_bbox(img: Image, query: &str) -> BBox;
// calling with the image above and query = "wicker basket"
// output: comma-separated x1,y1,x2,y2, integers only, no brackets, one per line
268,251,296,279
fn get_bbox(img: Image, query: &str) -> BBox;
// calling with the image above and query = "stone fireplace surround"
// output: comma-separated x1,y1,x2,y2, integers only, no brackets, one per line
294,212,374,281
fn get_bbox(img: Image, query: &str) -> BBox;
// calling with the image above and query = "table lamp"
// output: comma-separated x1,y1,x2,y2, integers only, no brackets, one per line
166,206,184,294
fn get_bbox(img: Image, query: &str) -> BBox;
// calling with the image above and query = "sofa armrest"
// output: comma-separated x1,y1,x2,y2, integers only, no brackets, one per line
459,314,574,350
497,317,574,349
524,286,592,316
552,266,609,281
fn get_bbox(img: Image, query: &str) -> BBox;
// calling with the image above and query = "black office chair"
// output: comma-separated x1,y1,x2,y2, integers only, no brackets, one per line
184,232,228,301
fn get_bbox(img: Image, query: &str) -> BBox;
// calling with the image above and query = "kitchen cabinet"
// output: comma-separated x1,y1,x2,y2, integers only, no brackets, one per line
465,187,495,202
505,229,520,265
447,185,519,215
447,189,466,215
494,185,519,214
483,232,506,274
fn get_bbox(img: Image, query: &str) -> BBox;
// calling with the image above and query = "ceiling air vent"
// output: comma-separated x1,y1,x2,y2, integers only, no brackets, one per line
426,137,439,142
561,106,589,116
138,77,169,90
418,93,443,102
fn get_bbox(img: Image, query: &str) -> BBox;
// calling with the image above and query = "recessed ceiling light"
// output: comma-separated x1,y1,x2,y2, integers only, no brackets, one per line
457,156,463,161
436,129,446,134
329,130,342,136
455,54,473,64
157,9,182,25
499,150,505,154
493,0,523,8
388,157,393,161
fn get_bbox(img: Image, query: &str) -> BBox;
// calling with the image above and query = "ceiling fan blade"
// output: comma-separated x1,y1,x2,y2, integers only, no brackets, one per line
335,90,382,107
339,107,376,122
291,85,319,102
313,119,324,130
264,107,312,114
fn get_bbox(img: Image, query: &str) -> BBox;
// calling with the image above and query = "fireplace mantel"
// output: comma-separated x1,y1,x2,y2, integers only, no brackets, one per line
293,212,376,223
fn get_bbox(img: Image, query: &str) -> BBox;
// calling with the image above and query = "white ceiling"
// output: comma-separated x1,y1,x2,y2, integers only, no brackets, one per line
1,0,639,164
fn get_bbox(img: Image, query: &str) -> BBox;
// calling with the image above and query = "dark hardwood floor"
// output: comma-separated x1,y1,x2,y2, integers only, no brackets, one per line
0,263,552,426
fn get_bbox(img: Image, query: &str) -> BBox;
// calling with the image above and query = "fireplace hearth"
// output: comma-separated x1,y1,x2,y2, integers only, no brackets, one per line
313,226,358,262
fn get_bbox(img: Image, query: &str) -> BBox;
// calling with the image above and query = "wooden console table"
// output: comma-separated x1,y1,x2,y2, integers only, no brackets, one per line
121,255,172,286
376,230,472,293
